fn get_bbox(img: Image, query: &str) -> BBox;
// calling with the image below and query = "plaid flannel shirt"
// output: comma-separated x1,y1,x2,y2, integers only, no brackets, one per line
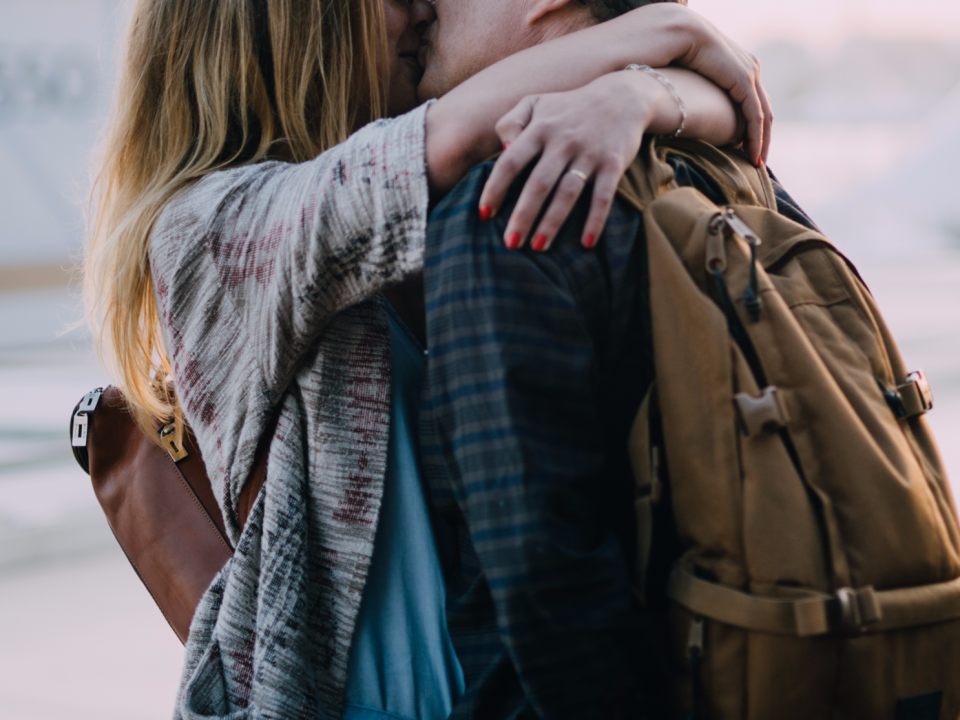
420,155,815,720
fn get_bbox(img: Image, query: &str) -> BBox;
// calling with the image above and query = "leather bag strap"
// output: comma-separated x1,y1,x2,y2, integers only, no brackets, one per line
668,565,960,637
236,409,279,531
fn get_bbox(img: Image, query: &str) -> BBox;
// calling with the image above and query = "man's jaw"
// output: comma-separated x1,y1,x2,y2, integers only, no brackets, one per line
417,43,430,78
417,40,447,101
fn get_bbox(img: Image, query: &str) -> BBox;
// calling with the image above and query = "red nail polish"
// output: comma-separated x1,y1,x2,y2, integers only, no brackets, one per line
479,205,492,221
583,234,597,248
505,231,521,249
532,234,547,252
503,142,511,150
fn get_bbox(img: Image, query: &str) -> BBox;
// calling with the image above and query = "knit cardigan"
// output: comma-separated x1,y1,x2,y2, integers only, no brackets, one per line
149,105,431,720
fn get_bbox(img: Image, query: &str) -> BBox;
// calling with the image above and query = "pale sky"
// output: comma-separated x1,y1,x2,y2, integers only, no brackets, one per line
691,0,960,51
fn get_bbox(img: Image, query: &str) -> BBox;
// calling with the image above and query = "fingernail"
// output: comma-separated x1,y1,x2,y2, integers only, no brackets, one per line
532,234,547,252
505,231,521,249
583,234,597,248
479,205,492,221
503,142,510,150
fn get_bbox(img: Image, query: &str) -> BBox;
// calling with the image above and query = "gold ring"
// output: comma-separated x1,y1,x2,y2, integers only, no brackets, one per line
569,169,588,183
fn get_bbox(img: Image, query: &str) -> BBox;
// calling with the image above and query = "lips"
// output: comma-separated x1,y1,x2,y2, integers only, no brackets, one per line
399,53,421,76
397,37,422,71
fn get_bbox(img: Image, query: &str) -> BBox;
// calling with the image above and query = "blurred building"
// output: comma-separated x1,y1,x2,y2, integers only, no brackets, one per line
0,0,120,291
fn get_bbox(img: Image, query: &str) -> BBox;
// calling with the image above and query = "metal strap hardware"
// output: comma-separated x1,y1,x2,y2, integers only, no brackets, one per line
668,566,960,638
78,390,103,414
898,370,934,418
159,424,189,462
734,386,789,436
71,388,104,448
72,413,89,448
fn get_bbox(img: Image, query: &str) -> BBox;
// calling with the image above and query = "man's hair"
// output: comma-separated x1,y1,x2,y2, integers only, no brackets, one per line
584,0,684,23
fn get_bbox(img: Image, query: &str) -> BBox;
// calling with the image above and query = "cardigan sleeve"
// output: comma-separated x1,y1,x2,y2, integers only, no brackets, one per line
151,103,431,395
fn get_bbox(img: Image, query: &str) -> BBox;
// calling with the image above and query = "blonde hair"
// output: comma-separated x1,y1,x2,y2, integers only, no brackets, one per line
85,0,387,444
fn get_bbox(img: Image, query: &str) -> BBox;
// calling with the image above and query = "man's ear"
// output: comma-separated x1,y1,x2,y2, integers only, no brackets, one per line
525,0,579,26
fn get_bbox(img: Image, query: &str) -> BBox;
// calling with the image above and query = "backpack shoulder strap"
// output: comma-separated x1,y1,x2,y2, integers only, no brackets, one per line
617,137,778,212
656,138,778,210
618,137,681,211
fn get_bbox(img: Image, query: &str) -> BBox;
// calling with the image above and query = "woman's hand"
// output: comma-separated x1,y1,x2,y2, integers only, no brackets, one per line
478,73,650,251
658,5,773,166
479,66,742,252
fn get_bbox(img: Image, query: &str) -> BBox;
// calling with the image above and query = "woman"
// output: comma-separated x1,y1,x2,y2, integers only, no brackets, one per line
84,0,768,718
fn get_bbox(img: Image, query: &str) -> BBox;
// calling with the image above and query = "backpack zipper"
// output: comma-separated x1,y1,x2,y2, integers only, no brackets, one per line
706,210,837,589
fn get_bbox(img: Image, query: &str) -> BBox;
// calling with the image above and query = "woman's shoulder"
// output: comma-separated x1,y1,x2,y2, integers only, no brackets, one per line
149,159,304,277
154,161,284,238
150,105,431,274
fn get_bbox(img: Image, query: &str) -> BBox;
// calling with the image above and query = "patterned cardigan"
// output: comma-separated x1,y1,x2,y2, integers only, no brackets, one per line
149,105,430,720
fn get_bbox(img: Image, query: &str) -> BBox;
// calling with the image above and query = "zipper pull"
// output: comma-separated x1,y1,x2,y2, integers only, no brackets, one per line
722,207,761,247
722,209,763,321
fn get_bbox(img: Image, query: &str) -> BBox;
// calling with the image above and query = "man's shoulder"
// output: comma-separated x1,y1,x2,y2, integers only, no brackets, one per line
429,159,496,226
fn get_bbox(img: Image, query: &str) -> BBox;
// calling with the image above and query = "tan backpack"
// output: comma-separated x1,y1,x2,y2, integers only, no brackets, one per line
619,138,960,720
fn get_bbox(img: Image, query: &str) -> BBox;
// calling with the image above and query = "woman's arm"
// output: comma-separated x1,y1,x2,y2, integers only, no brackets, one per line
152,108,432,401
425,2,768,195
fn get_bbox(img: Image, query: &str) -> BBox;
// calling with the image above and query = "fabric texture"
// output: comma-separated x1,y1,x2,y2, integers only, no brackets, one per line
420,161,654,719
419,156,814,719
149,104,431,720
343,301,465,720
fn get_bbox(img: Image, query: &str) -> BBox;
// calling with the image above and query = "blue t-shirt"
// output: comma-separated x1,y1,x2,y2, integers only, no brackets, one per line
342,301,465,720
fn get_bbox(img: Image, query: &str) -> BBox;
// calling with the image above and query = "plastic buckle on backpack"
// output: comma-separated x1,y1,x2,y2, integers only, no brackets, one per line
898,370,934,417
831,586,881,634
734,386,790,436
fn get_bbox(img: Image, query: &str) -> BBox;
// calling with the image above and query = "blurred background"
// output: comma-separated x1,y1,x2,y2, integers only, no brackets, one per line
0,0,957,718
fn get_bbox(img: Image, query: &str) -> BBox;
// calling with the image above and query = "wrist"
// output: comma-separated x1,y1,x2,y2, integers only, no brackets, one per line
622,66,685,137
617,71,665,131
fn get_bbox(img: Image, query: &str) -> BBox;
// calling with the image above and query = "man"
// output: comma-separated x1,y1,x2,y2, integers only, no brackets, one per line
412,0,816,717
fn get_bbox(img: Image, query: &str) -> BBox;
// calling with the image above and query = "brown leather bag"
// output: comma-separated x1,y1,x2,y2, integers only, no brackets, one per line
69,386,269,644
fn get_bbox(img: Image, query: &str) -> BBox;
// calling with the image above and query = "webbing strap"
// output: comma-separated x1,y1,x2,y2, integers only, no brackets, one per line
667,566,960,637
